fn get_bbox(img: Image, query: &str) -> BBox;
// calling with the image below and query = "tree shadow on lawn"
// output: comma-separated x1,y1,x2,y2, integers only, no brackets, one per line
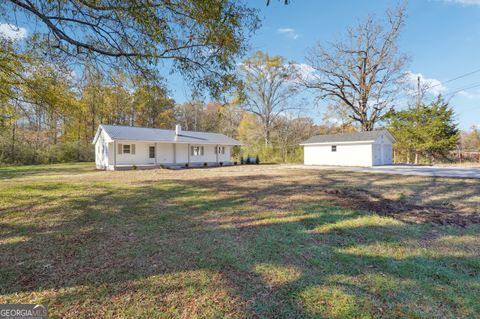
296,168,480,211
0,177,479,318
0,163,94,180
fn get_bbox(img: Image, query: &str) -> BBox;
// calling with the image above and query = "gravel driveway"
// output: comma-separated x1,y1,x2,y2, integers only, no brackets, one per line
289,164,480,179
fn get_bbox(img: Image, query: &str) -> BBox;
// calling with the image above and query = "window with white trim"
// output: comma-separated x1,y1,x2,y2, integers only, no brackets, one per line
191,146,204,156
118,143,135,154
149,146,155,158
215,146,225,155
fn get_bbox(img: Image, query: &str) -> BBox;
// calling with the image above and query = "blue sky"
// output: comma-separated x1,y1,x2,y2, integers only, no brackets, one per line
1,0,479,130
164,0,480,130
248,0,480,130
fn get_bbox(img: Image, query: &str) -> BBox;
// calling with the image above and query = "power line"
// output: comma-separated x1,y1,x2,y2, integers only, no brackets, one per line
423,67,480,90
443,82,480,99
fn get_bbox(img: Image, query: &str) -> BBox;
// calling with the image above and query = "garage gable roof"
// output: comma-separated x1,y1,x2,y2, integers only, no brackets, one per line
93,125,241,145
301,130,395,145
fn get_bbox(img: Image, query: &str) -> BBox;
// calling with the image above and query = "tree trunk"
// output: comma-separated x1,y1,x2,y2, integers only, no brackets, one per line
264,123,270,145
414,151,418,165
34,113,41,164
11,120,16,163
77,124,81,161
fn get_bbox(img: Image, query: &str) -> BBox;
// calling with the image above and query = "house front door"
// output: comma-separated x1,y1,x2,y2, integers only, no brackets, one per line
148,145,155,164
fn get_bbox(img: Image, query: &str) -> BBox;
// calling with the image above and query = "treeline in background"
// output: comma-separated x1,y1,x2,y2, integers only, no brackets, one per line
1,45,479,165
1,2,479,166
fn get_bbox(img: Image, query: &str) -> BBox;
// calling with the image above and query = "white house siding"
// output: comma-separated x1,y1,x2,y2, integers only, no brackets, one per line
114,141,155,166
93,124,241,170
304,143,373,167
105,141,233,167
175,144,189,163
184,144,231,164
219,146,231,162
95,130,109,169
157,143,174,164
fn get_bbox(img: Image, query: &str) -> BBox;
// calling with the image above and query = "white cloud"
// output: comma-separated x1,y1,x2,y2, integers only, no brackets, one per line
290,63,317,82
457,89,480,99
442,0,480,6
277,28,300,40
457,90,474,98
403,71,446,96
0,23,27,40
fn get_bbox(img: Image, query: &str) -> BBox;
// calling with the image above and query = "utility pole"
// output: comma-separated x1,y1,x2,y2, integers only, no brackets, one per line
416,75,421,109
415,75,421,164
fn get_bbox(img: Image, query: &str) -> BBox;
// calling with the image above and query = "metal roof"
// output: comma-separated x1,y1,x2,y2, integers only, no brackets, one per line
301,130,395,145
95,125,242,145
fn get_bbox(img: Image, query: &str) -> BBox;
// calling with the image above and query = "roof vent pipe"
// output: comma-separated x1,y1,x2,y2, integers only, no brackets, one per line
175,124,181,136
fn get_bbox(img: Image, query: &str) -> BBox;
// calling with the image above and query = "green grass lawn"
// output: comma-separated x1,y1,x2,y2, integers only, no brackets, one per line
0,163,479,318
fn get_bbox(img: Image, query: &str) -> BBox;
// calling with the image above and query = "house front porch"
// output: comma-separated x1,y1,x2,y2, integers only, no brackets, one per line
109,161,238,171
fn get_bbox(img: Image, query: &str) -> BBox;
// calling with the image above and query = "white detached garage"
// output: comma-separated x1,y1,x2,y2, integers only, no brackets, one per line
300,130,396,167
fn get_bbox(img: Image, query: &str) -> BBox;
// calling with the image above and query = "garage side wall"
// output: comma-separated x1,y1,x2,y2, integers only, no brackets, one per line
372,142,393,165
304,143,373,167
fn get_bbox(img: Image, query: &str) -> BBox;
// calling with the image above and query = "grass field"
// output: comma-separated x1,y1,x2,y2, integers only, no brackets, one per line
1,163,479,318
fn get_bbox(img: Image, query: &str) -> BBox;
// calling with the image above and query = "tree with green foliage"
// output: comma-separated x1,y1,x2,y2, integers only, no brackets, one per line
133,83,175,129
3,0,260,97
386,97,459,164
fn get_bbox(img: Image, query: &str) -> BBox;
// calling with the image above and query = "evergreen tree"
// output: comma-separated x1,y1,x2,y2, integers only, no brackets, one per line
386,96,459,163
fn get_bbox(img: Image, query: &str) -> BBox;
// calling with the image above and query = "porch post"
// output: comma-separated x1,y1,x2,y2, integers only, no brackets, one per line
173,143,176,164
216,144,219,164
113,140,116,170
154,142,158,166
187,144,190,165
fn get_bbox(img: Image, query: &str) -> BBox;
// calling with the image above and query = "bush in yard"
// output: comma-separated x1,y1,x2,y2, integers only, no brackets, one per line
219,162,223,166
204,162,208,167
255,155,260,164
240,157,244,165
44,141,95,163
0,138,94,165
132,164,138,170
246,155,251,164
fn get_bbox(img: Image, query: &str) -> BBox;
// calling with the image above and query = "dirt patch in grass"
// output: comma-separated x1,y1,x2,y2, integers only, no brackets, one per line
183,166,479,227
320,188,479,227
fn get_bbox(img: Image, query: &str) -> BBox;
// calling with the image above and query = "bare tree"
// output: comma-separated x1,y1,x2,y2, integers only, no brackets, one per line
275,115,316,162
237,51,299,145
302,5,408,131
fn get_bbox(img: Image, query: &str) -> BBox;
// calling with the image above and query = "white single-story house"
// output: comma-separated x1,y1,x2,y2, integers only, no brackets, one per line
92,124,241,170
300,130,396,167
